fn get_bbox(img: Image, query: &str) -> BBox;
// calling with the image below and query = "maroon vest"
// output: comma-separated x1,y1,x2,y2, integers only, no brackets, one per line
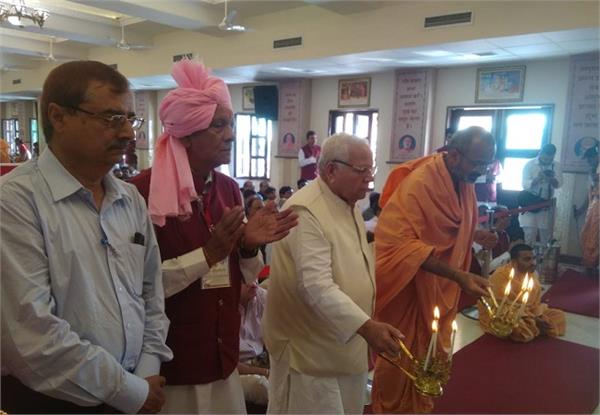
131,169,243,385
300,144,320,180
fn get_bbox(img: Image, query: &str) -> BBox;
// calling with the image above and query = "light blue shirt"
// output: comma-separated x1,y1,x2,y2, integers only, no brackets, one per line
1,150,172,413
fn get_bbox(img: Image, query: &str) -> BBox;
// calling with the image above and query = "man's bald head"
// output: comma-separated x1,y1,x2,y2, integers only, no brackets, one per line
445,126,496,183
447,126,495,155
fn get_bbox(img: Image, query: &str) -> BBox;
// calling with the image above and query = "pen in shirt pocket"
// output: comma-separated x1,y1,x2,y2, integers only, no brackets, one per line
132,232,145,246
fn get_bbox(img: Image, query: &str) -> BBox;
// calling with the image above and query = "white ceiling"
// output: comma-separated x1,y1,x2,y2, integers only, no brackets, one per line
0,0,598,91
129,27,600,89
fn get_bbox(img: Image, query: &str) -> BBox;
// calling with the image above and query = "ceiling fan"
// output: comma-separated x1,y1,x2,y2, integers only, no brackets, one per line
218,0,246,32
33,37,58,62
115,17,150,50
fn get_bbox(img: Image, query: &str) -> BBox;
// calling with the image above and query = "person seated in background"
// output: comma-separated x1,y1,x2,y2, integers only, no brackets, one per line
243,189,259,206
478,244,566,342
238,281,269,407
242,180,255,192
278,186,293,208
296,178,308,189
258,179,270,200
264,186,277,202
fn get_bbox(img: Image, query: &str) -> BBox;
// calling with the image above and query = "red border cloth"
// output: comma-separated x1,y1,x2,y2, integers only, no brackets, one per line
433,334,599,414
541,269,599,318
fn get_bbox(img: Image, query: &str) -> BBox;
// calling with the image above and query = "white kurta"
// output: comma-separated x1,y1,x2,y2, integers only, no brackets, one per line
264,178,375,414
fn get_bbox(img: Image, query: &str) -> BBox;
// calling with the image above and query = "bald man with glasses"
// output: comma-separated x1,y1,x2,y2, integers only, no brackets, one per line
1,61,172,414
264,133,401,414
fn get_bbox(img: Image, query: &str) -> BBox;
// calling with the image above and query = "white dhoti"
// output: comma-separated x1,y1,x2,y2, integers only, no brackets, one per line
160,369,247,414
267,349,368,415
240,374,269,406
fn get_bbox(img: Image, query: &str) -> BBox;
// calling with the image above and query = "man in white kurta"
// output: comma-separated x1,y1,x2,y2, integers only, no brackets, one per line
263,134,402,414
519,144,562,246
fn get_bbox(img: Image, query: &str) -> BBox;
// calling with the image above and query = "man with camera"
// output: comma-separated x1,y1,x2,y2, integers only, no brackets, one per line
519,144,563,247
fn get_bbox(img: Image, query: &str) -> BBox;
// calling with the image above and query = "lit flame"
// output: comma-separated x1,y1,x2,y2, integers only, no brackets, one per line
521,291,530,304
509,268,515,280
527,278,534,291
504,281,512,296
452,320,458,332
521,274,529,291
432,320,438,332
433,306,440,320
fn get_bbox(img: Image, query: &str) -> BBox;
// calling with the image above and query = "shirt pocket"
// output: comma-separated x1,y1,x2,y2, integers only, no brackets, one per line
115,242,146,296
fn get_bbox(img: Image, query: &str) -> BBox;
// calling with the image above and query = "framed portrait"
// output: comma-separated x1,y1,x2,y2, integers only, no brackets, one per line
475,66,526,103
338,77,371,108
242,86,255,111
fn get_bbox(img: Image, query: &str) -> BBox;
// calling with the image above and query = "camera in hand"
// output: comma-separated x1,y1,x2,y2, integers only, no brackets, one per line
543,170,555,177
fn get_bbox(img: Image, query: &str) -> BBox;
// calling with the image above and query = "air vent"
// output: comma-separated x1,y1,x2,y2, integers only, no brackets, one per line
173,53,194,62
12,79,21,85
273,37,302,49
424,11,472,28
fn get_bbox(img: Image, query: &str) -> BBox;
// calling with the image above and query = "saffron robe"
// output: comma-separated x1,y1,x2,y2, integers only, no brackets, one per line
372,154,477,413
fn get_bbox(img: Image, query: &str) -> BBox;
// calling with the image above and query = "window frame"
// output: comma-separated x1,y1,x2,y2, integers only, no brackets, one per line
446,104,554,193
2,118,20,155
233,112,272,180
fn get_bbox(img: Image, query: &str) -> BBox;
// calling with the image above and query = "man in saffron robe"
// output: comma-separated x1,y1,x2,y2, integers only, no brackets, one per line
130,59,297,414
298,130,320,180
372,126,497,413
478,244,566,342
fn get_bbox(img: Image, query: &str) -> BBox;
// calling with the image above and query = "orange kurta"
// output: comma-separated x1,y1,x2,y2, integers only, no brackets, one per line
478,263,566,342
372,154,477,414
581,184,599,268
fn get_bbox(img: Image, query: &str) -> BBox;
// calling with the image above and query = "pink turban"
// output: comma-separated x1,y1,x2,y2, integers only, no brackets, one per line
148,59,232,226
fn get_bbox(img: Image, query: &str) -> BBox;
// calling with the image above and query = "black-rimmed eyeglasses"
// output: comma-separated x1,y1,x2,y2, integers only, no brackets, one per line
63,105,144,130
333,159,377,176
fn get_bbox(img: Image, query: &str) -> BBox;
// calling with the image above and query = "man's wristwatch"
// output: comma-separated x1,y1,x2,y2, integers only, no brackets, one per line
239,235,259,258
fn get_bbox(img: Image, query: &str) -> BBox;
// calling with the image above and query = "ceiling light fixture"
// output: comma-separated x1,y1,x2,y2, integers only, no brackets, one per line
0,0,49,28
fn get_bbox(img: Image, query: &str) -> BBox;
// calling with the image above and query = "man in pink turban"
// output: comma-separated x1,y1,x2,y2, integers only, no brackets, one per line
130,60,297,413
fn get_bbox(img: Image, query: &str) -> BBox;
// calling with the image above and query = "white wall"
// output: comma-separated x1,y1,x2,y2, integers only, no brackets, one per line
295,57,587,255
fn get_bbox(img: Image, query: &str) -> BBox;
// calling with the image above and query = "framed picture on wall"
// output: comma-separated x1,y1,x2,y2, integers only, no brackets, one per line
242,86,255,111
338,77,371,108
475,66,526,103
